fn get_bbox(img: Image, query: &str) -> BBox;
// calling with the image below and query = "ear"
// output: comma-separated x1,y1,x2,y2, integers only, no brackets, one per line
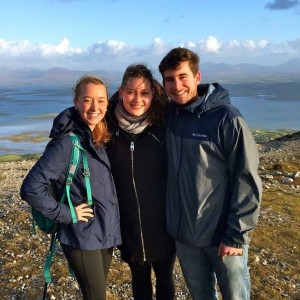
195,71,201,84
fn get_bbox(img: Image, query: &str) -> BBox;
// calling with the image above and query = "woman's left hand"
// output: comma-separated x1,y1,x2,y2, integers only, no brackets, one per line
75,203,94,222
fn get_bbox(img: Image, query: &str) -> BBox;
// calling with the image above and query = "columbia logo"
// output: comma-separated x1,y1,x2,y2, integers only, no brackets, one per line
192,133,207,138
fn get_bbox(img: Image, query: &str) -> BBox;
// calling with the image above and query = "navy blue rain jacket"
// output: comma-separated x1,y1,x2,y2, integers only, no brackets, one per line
20,107,122,250
166,83,262,247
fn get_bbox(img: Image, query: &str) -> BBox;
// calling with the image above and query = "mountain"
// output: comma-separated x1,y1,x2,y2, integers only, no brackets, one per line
0,58,300,86
275,58,300,72
201,58,300,83
0,67,123,86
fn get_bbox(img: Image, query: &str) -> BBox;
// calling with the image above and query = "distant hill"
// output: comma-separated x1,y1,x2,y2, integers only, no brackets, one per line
201,58,300,83
1,58,300,86
0,67,122,87
0,58,300,100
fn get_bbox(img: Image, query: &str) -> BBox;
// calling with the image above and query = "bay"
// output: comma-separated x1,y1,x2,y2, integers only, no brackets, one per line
0,86,299,155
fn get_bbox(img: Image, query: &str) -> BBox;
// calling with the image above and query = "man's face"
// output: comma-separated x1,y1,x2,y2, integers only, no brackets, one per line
163,61,201,105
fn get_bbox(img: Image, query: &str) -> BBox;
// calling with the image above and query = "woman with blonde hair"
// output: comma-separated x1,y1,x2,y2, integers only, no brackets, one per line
21,75,121,300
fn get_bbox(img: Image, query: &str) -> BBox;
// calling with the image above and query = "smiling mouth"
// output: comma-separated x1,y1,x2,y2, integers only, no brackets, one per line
131,105,144,108
173,91,186,96
88,112,100,117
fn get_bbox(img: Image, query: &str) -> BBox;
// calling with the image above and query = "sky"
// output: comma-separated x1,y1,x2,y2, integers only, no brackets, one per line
0,0,299,72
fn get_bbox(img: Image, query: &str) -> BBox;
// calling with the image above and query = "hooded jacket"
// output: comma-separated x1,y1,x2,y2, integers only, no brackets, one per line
166,83,262,247
105,95,175,264
20,107,121,250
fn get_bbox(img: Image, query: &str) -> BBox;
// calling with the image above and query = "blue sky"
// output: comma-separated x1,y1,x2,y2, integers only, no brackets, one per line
0,0,299,71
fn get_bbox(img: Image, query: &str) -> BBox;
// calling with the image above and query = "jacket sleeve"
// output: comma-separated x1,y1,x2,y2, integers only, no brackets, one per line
222,116,262,246
20,137,73,224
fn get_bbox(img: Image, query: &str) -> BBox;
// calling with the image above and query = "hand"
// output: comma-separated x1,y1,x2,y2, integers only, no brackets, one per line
75,203,94,222
218,242,243,259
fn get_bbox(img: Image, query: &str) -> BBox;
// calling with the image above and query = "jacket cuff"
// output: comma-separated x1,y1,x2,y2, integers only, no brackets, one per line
222,240,244,248
55,204,72,224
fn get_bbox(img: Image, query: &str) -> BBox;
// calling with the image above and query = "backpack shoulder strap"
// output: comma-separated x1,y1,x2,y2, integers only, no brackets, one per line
42,133,92,293
62,133,92,223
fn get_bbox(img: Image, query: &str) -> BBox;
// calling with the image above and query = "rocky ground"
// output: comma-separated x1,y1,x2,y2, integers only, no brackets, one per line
0,131,299,299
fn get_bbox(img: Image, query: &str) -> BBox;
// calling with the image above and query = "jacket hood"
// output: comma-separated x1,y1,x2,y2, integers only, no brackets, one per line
105,91,119,131
176,83,230,114
107,91,119,114
202,83,230,110
49,107,87,139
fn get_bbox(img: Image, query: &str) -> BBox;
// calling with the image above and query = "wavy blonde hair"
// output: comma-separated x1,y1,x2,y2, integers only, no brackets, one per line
73,75,111,147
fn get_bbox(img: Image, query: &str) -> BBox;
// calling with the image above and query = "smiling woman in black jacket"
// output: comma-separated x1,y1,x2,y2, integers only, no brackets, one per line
20,75,121,300
106,64,175,300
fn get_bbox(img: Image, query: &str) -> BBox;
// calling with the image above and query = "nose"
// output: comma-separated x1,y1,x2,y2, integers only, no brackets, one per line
175,78,182,89
133,91,142,102
90,100,98,110
171,78,181,90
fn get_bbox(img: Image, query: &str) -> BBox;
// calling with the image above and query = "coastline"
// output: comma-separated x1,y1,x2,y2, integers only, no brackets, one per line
0,128,298,159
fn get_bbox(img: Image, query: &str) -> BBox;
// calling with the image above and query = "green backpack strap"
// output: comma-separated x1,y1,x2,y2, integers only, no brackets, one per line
42,133,92,288
69,133,92,206
44,233,57,284
64,134,81,223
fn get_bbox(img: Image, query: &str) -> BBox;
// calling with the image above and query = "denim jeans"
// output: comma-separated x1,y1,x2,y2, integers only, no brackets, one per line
176,241,250,300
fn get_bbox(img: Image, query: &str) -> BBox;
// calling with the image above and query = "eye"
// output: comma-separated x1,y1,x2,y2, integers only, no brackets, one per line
98,99,107,105
179,75,188,80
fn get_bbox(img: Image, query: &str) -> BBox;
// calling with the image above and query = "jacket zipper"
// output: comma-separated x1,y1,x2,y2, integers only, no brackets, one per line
130,141,147,262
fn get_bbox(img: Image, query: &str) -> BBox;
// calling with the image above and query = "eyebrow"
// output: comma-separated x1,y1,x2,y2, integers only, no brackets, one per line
83,96,107,100
124,88,152,92
164,72,189,80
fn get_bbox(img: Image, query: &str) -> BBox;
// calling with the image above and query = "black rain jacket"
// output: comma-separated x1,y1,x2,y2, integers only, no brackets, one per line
105,95,175,264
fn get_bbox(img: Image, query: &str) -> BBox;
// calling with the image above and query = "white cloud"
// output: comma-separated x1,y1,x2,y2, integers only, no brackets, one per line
0,36,299,70
38,38,82,56
202,35,222,53
149,38,167,55
0,38,81,58
89,40,128,56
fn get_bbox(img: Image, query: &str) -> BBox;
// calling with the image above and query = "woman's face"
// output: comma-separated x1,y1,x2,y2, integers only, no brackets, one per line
119,77,153,117
74,83,108,131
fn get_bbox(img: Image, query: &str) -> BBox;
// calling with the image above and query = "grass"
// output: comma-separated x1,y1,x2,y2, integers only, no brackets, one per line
0,131,49,143
0,153,42,162
0,129,299,299
251,129,297,144
250,191,300,299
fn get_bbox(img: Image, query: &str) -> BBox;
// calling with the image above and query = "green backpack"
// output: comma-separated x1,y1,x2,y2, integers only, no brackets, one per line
31,133,92,299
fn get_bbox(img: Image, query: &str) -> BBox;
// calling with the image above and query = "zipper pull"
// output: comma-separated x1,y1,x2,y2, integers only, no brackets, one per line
130,141,134,151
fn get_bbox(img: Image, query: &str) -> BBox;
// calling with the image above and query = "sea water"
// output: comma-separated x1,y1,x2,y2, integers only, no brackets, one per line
0,86,299,155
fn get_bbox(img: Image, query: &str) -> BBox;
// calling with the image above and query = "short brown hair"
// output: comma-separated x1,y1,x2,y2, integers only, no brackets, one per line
158,47,200,77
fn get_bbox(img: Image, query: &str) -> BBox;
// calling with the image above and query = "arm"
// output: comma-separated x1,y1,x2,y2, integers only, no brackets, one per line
222,116,262,247
20,137,73,224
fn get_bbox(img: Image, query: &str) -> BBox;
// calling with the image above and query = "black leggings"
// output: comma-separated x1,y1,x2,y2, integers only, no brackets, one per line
129,254,176,300
61,244,113,300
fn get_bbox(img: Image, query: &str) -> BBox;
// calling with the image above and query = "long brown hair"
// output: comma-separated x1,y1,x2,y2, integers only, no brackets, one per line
73,75,111,147
120,64,169,124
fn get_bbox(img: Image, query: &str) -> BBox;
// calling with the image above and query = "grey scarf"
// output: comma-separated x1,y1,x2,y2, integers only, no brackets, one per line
115,99,149,134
